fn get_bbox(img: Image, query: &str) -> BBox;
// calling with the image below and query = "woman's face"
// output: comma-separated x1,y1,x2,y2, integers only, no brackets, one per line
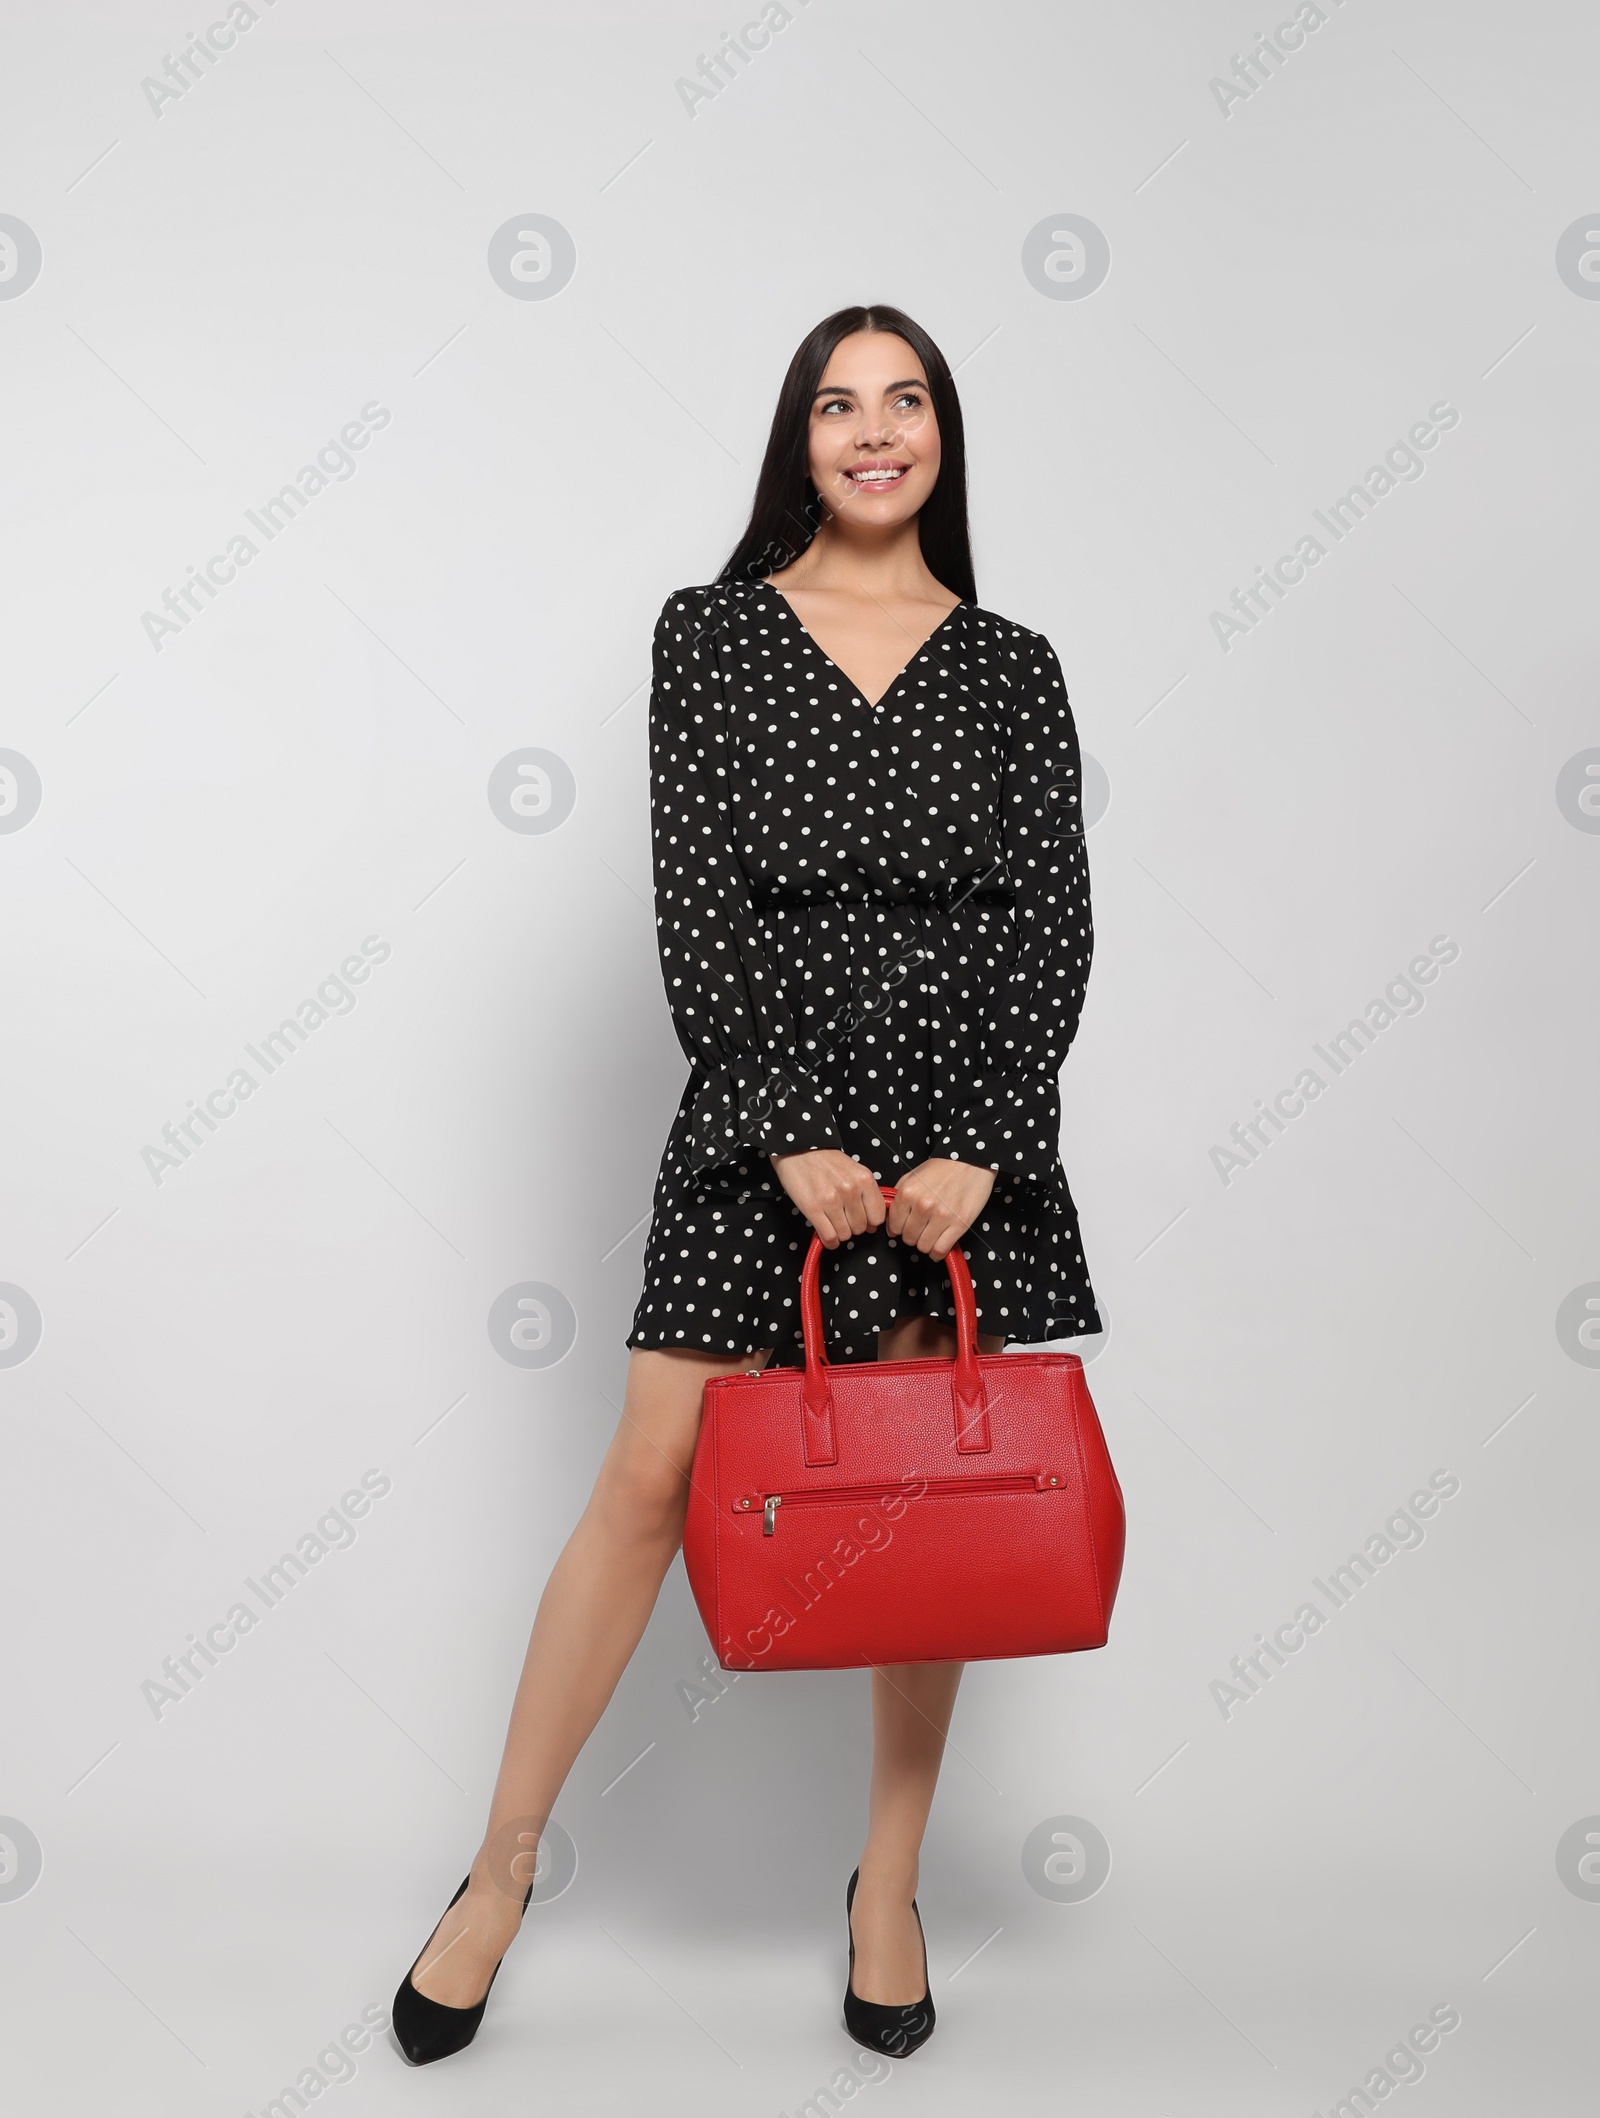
807,331,941,531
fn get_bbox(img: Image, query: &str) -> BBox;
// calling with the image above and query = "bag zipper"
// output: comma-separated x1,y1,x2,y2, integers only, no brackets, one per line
734,1470,1061,1536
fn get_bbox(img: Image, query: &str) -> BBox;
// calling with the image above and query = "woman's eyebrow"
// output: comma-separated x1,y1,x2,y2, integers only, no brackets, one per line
811,377,928,400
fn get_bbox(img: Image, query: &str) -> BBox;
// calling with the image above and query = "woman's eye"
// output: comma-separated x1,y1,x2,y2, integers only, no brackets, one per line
894,393,923,412
818,399,851,415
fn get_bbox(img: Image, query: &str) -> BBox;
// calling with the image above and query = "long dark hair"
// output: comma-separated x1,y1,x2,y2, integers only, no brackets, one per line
719,304,976,604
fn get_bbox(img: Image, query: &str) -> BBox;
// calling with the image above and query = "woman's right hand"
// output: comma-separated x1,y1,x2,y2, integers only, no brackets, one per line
769,1149,886,1249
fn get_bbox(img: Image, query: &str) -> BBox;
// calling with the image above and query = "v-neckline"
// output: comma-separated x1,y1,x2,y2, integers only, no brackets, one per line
757,580,966,711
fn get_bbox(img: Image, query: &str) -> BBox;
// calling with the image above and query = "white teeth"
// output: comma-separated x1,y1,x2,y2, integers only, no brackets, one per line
851,467,904,482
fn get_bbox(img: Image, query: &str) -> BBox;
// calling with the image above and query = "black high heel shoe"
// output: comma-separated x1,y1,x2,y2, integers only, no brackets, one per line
392,1872,534,2066
843,1866,936,2057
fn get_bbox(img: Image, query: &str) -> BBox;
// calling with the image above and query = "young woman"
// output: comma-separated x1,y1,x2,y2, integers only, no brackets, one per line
391,303,1099,2065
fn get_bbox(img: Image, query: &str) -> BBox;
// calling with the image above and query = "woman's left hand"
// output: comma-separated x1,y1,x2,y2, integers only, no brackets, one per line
886,1158,998,1262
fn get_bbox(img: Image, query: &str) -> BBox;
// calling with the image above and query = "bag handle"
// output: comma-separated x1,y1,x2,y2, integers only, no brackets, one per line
798,1184,992,1466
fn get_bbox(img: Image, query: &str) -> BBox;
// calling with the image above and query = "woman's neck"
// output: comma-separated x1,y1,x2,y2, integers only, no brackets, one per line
772,515,946,604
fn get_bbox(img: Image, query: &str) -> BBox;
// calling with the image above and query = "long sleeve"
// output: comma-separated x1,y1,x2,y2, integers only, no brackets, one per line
930,633,1093,1186
648,589,843,1179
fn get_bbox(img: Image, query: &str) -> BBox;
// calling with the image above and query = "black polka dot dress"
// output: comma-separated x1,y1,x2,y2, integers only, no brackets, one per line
625,578,1101,1367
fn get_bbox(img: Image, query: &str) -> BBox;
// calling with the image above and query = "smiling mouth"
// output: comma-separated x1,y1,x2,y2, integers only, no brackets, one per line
845,462,910,488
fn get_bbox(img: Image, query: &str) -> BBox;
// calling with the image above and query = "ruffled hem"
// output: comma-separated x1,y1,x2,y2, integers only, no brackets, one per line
624,1291,1103,1364
626,1175,1100,1366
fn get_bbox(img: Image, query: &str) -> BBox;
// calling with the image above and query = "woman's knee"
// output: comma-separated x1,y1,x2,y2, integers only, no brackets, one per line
592,1442,691,1544
593,1345,772,1541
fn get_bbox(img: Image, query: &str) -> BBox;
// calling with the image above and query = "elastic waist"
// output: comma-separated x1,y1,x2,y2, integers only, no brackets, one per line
756,874,1013,912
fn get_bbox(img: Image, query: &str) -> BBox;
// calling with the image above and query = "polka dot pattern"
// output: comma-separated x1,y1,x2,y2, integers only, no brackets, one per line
626,579,1101,1366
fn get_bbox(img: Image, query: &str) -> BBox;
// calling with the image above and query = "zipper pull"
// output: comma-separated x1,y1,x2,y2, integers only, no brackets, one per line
763,1494,782,1536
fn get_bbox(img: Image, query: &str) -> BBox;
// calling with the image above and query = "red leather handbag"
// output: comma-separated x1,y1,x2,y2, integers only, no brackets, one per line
682,1187,1125,1672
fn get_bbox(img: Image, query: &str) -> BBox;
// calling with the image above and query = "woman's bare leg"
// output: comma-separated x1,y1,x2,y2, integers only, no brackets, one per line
408,1342,770,2006
847,1311,1001,2004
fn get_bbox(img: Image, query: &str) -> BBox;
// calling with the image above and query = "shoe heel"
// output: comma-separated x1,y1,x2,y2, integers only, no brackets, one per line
842,1865,937,2057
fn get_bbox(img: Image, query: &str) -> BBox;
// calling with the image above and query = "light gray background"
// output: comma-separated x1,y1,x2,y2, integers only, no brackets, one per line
2,2,1596,2112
